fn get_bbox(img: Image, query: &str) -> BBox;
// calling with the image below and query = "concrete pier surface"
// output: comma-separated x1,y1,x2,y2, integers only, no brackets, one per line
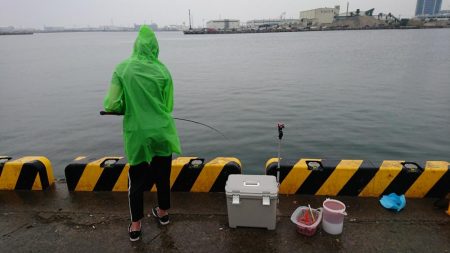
0,183,448,253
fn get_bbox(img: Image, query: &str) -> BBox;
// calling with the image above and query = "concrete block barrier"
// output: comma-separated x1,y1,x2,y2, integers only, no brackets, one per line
65,156,241,192
266,158,449,198
65,156,127,191
0,156,55,190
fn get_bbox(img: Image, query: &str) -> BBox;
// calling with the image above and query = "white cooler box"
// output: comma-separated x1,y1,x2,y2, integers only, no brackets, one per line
225,174,278,230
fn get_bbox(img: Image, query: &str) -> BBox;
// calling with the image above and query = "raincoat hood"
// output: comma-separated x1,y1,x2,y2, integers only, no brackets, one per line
132,25,159,60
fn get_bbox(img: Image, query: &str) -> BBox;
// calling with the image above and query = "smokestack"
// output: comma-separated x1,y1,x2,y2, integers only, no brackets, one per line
347,2,349,16
188,9,192,30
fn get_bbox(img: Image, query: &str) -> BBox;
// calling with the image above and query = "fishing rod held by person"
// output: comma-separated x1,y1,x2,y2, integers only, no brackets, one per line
99,111,228,139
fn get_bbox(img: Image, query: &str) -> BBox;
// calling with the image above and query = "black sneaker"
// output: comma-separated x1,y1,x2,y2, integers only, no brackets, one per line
151,207,170,225
128,224,141,242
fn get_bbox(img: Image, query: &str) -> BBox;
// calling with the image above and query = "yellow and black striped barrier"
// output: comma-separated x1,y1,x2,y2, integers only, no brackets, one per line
0,156,55,190
65,156,242,192
266,158,449,198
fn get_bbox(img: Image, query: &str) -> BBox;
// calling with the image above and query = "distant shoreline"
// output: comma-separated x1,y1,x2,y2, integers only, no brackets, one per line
2,26,449,36
0,30,181,35
0,31,34,36
183,25,450,35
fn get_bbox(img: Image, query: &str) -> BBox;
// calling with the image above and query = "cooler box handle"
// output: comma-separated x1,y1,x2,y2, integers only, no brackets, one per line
243,181,260,187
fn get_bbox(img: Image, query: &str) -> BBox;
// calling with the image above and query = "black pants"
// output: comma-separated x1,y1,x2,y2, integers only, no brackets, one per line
128,155,172,222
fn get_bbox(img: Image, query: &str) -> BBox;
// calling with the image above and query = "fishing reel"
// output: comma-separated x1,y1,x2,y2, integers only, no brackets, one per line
278,123,285,140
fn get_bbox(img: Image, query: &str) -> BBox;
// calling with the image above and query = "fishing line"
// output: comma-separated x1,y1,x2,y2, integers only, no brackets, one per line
173,117,227,139
100,111,228,139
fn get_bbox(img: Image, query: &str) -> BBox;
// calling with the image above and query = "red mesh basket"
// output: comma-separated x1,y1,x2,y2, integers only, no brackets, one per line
290,206,322,237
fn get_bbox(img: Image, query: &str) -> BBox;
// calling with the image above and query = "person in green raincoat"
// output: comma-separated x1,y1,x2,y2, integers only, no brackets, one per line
103,25,181,241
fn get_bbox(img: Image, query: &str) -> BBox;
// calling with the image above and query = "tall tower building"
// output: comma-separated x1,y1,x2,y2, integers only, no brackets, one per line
415,0,442,16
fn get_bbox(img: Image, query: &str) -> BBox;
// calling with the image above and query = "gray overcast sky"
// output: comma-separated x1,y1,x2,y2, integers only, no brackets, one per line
2,0,450,28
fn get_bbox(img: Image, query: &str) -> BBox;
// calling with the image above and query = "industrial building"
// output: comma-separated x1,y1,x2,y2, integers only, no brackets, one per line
0,26,14,32
300,6,340,25
134,23,158,31
43,26,65,31
335,8,375,18
246,19,300,29
415,0,442,16
414,9,450,20
206,19,240,30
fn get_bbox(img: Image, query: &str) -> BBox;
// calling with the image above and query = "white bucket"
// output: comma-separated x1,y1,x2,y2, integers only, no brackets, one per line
322,198,347,235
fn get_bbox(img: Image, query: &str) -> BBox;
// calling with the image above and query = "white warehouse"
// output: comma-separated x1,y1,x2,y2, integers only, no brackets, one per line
206,19,240,30
300,6,341,25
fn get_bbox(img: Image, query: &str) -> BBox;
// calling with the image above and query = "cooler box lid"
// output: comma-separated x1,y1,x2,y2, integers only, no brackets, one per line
225,174,278,197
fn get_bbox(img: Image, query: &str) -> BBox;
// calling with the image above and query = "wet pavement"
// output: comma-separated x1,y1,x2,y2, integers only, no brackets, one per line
0,183,449,253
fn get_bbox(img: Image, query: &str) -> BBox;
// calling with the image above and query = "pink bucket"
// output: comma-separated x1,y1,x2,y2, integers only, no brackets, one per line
322,199,347,235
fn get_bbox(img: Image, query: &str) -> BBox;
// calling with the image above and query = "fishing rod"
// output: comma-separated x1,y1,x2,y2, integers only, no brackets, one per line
277,123,285,185
99,111,227,139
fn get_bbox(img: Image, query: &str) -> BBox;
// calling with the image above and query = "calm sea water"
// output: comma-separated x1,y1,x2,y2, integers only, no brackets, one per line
1,30,449,178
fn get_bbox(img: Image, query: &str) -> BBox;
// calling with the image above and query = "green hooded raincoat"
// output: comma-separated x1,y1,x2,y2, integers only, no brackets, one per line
103,26,181,165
